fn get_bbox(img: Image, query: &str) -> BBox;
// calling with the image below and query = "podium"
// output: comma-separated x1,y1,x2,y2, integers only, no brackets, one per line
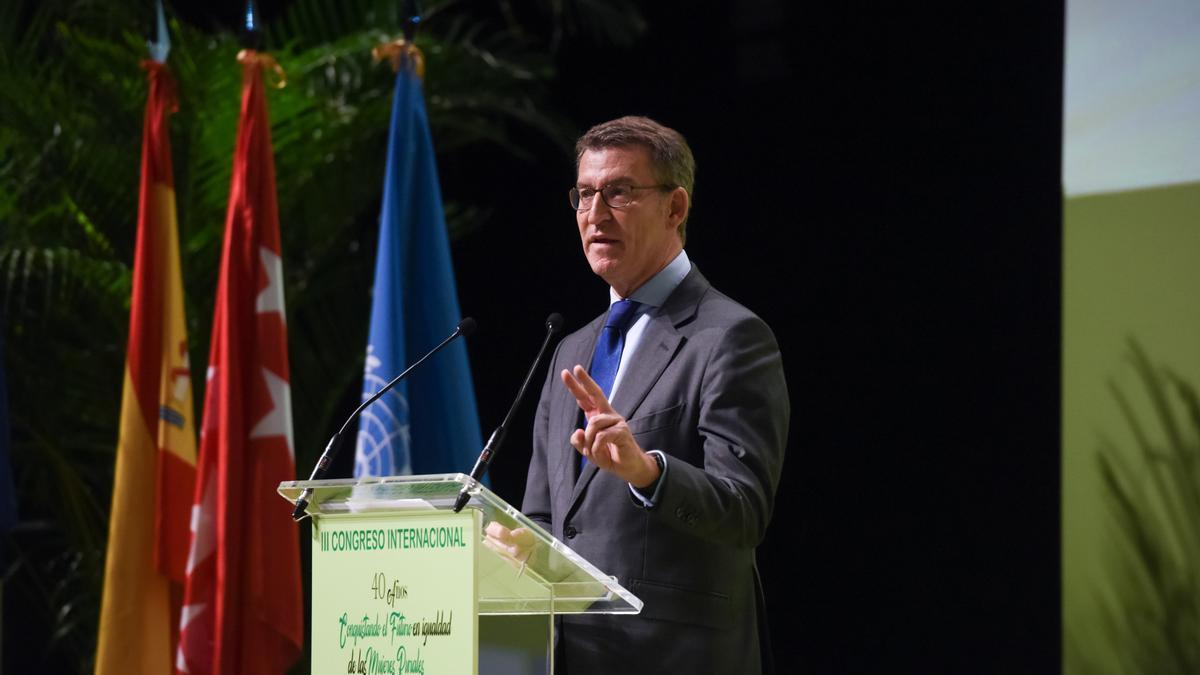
279,474,642,674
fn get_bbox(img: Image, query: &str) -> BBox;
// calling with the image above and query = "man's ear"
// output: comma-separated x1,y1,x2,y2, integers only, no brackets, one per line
667,187,690,229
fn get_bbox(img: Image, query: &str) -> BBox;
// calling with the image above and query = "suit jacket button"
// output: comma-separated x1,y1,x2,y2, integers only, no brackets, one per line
564,525,578,539
675,507,686,519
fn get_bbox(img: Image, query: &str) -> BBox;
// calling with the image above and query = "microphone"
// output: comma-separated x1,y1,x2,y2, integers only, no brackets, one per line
453,313,563,513
291,317,478,521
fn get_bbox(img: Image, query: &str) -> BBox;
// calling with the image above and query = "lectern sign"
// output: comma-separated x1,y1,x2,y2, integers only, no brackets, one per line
311,510,478,674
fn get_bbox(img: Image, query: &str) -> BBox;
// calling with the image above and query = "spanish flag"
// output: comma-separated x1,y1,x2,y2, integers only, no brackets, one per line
95,60,198,673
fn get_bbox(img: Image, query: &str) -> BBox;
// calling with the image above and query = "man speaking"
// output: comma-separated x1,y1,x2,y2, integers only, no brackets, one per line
520,116,790,673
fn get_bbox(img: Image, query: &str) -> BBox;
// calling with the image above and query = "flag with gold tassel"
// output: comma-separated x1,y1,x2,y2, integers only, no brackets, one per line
95,28,198,674
174,46,303,675
353,35,482,479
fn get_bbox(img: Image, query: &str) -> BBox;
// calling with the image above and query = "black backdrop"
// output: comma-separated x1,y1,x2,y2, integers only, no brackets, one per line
194,1,1063,671
454,2,1062,672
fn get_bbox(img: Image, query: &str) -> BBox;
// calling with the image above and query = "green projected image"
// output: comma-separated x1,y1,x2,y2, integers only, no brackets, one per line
1062,182,1200,673
1062,0,1200,669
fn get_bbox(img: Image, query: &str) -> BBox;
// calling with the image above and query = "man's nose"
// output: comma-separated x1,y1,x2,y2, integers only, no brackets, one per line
584,194,613,220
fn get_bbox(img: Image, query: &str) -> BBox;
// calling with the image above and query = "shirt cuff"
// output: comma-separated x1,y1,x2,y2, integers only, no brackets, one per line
628,450,668,508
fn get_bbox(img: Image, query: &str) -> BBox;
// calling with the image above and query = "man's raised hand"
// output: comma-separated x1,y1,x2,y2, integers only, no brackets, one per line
562,365,660,489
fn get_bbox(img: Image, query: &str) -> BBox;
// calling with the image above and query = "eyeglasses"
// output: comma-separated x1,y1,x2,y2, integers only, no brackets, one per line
568,183,675,211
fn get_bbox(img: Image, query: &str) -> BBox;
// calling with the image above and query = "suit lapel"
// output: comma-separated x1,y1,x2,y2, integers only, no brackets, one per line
553,315,601,520
563,266,711,520
608,318,681,420
612,266,708,419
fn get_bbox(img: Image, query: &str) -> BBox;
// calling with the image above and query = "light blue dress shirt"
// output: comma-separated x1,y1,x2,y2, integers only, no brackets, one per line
604,249,691,506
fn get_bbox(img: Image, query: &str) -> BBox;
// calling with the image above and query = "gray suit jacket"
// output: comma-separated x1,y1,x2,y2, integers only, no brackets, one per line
523,266,790,674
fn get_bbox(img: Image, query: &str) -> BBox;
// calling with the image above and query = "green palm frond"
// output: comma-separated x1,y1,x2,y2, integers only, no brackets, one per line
2,0,645,667
1093,339,1200,674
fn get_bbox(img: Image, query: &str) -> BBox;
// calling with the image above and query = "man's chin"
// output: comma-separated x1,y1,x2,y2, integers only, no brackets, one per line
588,257,621,280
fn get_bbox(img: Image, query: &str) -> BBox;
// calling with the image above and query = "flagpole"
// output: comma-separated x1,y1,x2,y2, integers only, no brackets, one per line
354,2,483,482
175,5,302,670
241,0,262,49
403,0,420,43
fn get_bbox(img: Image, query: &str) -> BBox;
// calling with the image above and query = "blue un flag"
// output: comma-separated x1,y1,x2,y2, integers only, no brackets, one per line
354,61,483,478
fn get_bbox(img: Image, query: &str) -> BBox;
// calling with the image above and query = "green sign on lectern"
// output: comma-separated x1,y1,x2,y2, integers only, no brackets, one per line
311,510,479,674
281,474,643,675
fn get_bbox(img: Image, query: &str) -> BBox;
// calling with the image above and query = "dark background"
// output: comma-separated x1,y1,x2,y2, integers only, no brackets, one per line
463,3,1063,672
193,1,1063,671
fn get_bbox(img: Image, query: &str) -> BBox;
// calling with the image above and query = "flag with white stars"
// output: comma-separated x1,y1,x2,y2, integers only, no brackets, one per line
175,49,303,675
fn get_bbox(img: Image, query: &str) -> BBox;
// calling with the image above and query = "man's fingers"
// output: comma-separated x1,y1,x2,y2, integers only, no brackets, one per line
574,425,618,469
561,368,595,410
582,412,621,448
593,427,627,465
483,522,520,556
483,523,535,562
509,527,534,547
589,430,611,467
570,428,587,456
484,521,510,541
571,365,616,412
562,365,618,419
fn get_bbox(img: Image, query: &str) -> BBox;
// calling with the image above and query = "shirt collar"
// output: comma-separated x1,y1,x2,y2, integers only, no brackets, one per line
609,249,692,309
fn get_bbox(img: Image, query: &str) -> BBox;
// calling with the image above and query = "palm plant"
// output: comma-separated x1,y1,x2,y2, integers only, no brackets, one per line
0,0,642,669
1082,340,1200,673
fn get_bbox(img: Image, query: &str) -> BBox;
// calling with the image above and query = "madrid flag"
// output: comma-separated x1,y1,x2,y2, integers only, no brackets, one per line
175,50,302,674
96,60,197,674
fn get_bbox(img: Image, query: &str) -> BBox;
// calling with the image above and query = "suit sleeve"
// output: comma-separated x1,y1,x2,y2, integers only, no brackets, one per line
648,315,789,549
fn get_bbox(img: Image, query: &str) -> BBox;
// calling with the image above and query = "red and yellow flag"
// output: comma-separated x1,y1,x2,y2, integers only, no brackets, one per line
96,60,198,674
175,50,303,675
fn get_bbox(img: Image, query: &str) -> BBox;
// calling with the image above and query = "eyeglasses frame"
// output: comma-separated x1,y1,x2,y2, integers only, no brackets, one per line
568,183,677,211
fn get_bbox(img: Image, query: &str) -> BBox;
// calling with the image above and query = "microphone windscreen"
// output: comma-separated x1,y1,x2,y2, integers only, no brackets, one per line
457,317,478,337
546,312,564,333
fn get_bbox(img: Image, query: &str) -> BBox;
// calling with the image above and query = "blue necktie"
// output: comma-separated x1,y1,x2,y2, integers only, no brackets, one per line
581,299,642,471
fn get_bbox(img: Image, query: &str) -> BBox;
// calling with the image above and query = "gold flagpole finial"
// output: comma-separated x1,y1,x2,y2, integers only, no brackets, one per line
372,39,425,79
237,49,287,89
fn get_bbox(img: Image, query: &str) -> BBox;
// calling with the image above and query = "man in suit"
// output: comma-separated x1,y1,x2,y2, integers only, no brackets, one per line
515,116,789,673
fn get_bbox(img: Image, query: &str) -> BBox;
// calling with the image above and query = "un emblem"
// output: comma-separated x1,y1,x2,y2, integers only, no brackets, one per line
354,345,412,477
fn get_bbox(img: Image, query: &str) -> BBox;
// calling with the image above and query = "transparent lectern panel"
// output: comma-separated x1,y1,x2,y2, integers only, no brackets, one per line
279,474,642,616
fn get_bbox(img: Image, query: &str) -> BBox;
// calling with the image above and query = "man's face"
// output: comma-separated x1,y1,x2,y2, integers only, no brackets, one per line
575,146,684,297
